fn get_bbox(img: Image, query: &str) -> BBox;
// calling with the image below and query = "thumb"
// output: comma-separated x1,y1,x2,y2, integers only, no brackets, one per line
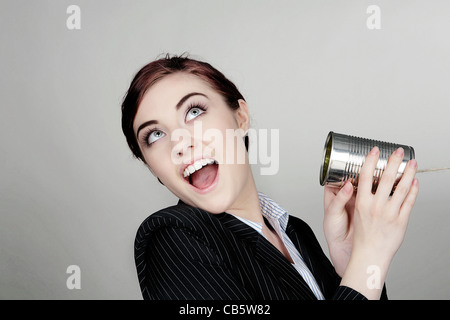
324,181,353,217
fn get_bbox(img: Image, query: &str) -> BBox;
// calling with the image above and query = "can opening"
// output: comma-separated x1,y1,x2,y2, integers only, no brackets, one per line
320,132,333,185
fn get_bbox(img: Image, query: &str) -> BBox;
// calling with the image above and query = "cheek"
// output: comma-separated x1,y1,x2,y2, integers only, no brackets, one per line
146,160,166,179
143,147,174,178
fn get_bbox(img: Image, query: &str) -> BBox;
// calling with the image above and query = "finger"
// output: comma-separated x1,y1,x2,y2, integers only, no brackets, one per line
324,185,340,211
390,159,418,211
358,146,380,196
399,178,419,224
375,147,405,200
324,186,338,210
324,181,353,216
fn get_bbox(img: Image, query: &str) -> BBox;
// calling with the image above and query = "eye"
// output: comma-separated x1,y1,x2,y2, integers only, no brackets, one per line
186,106,206,122
147,130,166,145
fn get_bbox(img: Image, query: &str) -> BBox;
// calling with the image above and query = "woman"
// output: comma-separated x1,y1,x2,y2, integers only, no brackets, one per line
121,54,419,300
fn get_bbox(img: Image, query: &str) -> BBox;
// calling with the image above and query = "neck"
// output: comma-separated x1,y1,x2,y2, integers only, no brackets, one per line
226,169,264,224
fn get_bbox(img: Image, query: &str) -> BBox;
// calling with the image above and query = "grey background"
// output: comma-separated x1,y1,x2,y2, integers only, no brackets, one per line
1,0,449,299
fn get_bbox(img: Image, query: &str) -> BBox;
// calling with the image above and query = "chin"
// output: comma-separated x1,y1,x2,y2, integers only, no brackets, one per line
193,194,231,214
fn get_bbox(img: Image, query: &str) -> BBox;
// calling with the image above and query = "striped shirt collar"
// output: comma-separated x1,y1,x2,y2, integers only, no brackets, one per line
231,192,289,233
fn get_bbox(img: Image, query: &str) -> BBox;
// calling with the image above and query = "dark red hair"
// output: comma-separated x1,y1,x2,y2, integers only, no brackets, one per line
121,54,247,162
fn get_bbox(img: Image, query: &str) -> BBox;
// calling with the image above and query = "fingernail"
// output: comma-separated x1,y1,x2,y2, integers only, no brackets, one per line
409,159,417,168
370,146,379,155
413,178,419,186
395,147,404,157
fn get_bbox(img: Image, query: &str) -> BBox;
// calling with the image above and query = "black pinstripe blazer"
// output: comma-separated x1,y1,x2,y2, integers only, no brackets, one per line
134,200,386,300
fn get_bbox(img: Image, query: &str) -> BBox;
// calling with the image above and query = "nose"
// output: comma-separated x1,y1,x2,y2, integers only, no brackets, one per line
171,134,196,164
170,127,203,165
175,144,193,158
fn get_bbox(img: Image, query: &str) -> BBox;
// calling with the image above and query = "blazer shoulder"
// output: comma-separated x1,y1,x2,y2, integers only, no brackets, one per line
134,202,216,251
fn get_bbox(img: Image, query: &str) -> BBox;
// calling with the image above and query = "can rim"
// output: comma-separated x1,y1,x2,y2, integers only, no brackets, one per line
319,131,333,186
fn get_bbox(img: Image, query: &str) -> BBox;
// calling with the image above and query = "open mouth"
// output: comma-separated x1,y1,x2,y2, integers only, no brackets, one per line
182,158,219,192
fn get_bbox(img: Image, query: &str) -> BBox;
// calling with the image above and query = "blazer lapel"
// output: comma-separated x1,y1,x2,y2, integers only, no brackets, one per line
216,212,259,245
254,233,317,300
217,211,317,299
285,222,329,297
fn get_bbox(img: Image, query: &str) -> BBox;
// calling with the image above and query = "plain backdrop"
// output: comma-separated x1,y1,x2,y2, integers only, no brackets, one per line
1,0,449,299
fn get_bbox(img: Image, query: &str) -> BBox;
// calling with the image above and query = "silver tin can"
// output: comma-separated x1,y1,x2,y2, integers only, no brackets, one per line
319,131,415,192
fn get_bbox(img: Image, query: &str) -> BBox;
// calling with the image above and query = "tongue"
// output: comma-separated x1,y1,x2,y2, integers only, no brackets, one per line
190,164,218,189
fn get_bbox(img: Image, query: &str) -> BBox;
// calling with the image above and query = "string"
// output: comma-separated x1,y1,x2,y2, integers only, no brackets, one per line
417,167,450,173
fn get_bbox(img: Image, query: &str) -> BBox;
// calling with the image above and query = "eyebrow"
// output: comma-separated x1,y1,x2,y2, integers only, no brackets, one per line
136,92,208,138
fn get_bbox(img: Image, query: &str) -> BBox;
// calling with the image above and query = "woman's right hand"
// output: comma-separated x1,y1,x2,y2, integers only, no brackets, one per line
340,146,419,299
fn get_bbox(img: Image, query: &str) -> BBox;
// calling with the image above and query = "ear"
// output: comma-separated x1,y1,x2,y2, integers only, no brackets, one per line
234,99,250,134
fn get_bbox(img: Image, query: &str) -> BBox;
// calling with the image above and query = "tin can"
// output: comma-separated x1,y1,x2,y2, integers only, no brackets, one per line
319,131,415,192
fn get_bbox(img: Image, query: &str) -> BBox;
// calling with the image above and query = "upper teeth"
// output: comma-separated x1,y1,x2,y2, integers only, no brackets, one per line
183,159,216,178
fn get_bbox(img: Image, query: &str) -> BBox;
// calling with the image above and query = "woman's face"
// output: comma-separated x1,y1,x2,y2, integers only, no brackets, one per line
133,72,251,213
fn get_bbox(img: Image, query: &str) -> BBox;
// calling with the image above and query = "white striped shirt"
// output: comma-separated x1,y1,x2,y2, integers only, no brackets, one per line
231,192,325,300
